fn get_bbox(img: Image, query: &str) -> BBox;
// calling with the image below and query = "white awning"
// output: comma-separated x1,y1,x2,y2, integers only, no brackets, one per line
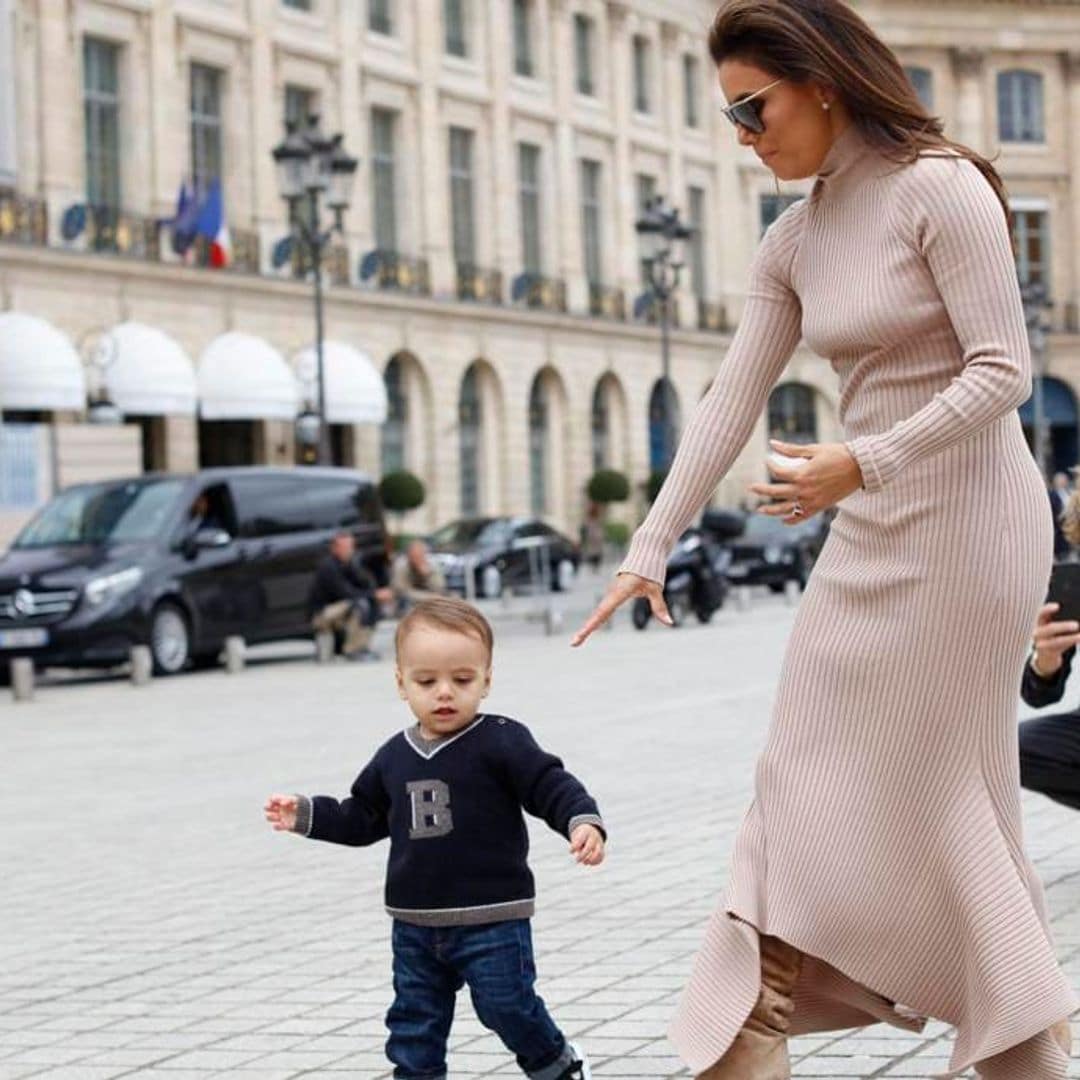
103,322,197,416
197,332,299,421
292,341,389,424
0,312,86,411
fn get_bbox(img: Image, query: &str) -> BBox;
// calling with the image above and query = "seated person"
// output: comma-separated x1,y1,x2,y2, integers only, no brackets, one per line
390,539,447,613
1020,601,1080,810
186,489,230,537
308,531,394,661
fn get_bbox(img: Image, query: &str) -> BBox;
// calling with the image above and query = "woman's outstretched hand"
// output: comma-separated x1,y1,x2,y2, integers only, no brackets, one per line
749,439,863,523
571,572,671,647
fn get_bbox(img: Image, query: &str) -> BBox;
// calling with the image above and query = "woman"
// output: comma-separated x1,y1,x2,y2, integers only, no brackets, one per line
572,1,1077,1077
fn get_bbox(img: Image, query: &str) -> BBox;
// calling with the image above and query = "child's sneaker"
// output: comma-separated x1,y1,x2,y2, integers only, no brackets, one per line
558,1043,592,1080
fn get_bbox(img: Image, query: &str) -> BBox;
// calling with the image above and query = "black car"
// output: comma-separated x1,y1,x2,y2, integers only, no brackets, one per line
427,517,580,599
0,467,387,679
718,510,830,592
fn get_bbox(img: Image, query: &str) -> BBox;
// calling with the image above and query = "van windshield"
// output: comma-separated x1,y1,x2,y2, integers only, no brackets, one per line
13,479,186,549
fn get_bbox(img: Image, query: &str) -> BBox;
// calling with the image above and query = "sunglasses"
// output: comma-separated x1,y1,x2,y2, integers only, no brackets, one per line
722,78,783,134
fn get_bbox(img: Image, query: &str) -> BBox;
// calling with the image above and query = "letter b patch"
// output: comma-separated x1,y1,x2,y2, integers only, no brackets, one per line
407,780,453,839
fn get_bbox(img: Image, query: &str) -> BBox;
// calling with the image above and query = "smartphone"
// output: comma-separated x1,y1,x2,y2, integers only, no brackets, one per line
1047,562,1080,623
767,452,808,475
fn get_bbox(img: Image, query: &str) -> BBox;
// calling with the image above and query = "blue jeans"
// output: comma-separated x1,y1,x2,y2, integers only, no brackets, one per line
386,919,569,1080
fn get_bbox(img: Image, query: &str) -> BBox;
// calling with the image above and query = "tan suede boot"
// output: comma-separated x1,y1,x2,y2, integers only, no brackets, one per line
697,935,804,1080
1051,1018,1072,1058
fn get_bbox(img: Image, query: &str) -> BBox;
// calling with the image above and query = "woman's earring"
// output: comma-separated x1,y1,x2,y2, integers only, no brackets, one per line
822,101,831,110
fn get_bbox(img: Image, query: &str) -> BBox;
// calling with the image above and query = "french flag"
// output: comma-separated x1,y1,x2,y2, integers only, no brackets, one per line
195,179,231,268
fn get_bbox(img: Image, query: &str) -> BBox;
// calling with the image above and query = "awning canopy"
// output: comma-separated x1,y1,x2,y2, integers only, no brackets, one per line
104,322,197,416
0,312,86,411
197,332,299,421
293,341,388,424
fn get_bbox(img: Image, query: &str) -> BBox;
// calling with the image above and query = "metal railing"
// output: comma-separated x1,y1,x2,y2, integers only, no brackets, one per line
588,282,626,321
359,249,432,295
512,273,568,313
85,205,161,260
698,299,728,333
456,263,503,304
192,227,261,274
0,188,47,245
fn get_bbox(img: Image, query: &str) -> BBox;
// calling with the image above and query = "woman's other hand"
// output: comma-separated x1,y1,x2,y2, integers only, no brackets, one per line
1032,602,1080,678
571,572,670,647
749,439,863,523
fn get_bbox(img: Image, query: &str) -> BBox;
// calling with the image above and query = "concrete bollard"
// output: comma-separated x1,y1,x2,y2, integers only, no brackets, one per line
734,586,752,612
784,579,802,605
224,635,246,674
129,645,152,686
315,631,335,664
11,658,34,702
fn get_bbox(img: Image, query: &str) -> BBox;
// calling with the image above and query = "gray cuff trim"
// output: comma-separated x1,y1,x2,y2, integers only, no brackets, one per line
528,1042,573,1080
292,795,313,837
568,813,606,840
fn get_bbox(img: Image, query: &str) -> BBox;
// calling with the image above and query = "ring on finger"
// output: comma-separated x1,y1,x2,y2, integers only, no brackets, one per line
791,501,805,518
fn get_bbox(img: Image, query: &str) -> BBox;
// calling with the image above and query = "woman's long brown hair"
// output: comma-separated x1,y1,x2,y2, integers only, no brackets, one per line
708,0,1011,226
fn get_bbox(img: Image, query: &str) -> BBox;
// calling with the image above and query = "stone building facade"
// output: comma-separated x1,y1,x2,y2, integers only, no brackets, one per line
2,0,1080,538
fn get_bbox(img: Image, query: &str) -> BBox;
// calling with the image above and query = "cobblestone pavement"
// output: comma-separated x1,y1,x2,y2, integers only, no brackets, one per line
2,594,1079,1079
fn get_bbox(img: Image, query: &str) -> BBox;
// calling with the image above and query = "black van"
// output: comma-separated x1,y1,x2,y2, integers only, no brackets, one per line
0,467,387,679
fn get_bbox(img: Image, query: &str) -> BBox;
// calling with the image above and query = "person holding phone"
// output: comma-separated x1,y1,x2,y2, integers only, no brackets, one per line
1021,603,1080,809
571,0,1075,1076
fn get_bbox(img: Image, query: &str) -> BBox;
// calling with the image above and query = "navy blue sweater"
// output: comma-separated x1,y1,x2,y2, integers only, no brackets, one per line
293,714,605,926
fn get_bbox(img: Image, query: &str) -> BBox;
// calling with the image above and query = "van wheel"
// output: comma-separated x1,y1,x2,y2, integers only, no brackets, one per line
149,603,191,675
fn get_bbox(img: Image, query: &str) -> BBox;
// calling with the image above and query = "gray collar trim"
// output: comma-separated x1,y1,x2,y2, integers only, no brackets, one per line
403,714,486,759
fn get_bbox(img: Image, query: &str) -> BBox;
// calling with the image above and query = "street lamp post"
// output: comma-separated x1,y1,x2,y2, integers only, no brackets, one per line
635,196,693,470
272,116,358,465
1022,281,1052,482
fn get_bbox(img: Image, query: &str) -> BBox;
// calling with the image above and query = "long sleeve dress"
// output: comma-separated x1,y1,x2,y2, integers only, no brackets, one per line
620,125,1078,1077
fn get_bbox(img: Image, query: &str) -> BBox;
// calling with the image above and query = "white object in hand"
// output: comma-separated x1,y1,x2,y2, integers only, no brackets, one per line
768,452,809,474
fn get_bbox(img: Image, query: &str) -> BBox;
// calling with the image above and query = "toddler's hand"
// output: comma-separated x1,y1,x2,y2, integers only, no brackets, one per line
569,824,605,866
264,793,299,832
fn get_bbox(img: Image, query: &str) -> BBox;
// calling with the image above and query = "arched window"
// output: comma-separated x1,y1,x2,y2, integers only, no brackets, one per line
768,383,817,443
381,355,407,474
459,365,482,516
904,66,934,110
998,70,1044,143
648,377,680,471
529,374,549,515
591,380,609,472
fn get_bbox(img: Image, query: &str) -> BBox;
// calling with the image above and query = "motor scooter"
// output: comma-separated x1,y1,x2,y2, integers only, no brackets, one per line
631,527,730,629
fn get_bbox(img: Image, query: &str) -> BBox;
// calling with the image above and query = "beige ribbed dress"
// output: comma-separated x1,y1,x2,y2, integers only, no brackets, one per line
621,125,1079,1078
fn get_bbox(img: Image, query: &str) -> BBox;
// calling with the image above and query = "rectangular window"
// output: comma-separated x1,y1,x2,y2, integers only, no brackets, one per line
1012,208,1049,289
513,0,533,78
636,173,656,287
190,64,223,195
449,127,475,267
759,193,802,237
580,159,602,285
904,66,934,111
369,0,393,35
998,70,1045,143
282,0,312,9
574,14,594,96
519,143,542,274
83,37,121,210
687,185,707,298
444,0,467,57
684,55,700,128
285,84,315,130
371,107,398,252
633,35,650,114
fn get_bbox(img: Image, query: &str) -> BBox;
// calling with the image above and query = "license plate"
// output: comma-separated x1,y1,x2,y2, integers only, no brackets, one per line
0,628,49,649
727,565,749,578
